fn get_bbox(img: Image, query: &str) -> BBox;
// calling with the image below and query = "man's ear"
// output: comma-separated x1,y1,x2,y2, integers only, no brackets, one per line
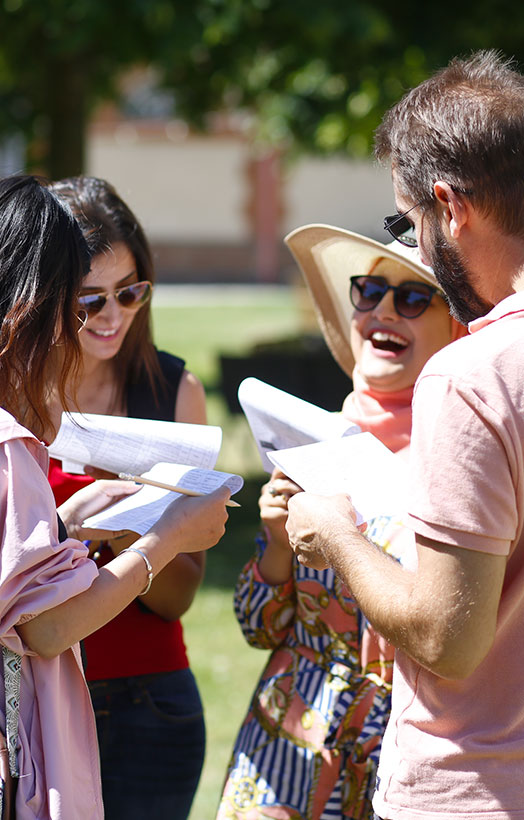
433,180,468,239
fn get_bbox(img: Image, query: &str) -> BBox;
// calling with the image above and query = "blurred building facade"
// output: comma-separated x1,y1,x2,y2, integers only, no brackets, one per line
0,106,394,284
86,108,393,284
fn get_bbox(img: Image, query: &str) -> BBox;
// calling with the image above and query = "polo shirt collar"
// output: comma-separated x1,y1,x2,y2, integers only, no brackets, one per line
469,291,524,334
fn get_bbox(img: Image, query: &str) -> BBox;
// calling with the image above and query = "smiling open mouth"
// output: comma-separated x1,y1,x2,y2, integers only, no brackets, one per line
370,330,409,353
89,328,119,337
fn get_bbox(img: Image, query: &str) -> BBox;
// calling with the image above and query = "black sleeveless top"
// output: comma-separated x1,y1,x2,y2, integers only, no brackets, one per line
126,350,185,420
82,349,189,679
57,514,68,543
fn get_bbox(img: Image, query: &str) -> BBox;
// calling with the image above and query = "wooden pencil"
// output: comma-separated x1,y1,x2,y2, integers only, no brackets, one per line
118,472,241,507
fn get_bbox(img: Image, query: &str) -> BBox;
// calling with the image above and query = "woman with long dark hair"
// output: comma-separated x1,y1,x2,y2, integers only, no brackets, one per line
0,174,229,819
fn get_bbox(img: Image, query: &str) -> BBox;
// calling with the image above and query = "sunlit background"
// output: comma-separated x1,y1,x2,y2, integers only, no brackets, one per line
2,2,522,814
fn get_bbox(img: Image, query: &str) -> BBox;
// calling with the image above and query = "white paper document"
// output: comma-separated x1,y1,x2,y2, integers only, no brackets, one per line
48,413,222,475
83,461,244,536
267,432,408,524
238,377,360,471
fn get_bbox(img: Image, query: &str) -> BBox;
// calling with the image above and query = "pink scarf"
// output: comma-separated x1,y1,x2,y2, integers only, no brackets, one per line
342,319,468,452
342,367,413,453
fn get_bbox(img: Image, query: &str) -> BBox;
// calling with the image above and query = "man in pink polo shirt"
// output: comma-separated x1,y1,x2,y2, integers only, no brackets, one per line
286,50,524,819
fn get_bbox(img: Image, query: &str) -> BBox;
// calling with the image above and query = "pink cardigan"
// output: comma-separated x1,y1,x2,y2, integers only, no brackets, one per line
0,409,102,819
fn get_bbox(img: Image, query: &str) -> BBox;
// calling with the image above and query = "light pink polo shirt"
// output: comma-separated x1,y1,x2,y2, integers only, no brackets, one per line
0,410,103,819
374,293,524,820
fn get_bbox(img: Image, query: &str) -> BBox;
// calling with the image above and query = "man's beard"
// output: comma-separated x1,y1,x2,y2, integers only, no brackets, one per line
429,219,492,325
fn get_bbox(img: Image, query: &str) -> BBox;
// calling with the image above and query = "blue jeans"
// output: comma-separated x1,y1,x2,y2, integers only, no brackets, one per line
89,668,205,820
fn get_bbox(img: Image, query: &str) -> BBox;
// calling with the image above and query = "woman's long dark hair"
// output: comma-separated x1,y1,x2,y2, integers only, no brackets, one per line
50,176,165,407
0,175,90,437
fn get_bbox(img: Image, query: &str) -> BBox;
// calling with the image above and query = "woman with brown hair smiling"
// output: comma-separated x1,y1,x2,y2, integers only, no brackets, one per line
46,175,212,820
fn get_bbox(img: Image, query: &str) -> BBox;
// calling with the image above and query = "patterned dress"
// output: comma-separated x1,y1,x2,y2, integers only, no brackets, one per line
217,516,404,820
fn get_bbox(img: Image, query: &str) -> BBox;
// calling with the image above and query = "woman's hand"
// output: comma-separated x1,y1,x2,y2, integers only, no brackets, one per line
146,485,230,555
259,468,303,551
256,469,303,585
57,479,141,541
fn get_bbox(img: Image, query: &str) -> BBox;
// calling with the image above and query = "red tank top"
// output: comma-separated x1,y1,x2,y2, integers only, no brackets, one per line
48,458,189,679
47,352,190,680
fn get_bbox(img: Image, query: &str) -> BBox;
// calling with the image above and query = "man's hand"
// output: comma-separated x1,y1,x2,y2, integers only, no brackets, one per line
286,492,364,571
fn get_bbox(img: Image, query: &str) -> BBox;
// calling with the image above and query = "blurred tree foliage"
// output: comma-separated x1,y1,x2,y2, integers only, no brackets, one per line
171,0,524,158
0,0,197,176
1,0,524,178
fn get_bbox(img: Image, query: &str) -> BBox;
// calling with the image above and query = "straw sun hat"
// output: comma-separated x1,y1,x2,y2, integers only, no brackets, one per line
284,223,441,379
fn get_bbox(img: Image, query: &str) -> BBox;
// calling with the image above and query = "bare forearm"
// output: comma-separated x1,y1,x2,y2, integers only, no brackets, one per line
17,531,168,657
258,536,293,585
139,552,205,620
256,471,302,585
317,529,503,679
323,529,416,648
17,487,230,657
287,493,505,680
100,532,206,621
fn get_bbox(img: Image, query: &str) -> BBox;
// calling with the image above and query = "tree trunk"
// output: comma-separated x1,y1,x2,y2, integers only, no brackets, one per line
36,57,90,179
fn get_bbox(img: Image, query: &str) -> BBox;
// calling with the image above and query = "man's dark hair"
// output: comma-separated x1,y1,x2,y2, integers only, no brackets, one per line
375,50,524,237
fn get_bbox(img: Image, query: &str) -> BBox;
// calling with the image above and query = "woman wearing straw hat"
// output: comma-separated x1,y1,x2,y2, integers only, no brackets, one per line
217,224,466,820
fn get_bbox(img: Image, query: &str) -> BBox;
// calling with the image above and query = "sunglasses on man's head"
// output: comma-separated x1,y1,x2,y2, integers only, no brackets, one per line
349,275,437,319
78,281,152,318
383,202,421,247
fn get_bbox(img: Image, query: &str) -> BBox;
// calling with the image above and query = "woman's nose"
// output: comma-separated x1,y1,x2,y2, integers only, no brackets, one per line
98,292,122,319
372,288,398,320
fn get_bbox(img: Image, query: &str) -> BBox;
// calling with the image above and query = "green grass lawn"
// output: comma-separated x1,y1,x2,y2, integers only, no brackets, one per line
152,287,307,388
151,287,303,819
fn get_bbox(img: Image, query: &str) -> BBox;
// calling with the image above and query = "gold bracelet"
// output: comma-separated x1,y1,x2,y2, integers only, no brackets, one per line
120,547,154,595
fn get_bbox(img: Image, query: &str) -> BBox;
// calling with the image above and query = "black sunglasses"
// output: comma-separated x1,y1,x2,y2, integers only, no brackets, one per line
78,281,152,318
383,202,421,247
349,275,437,319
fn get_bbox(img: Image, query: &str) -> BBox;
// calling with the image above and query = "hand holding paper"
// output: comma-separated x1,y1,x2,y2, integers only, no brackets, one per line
58,478,142,542
49,412,244,535
286,491,364,572
267,433,408,525
83,462,244,536
281,435,408,573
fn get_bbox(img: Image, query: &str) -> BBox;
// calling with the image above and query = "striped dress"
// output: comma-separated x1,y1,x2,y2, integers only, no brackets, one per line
217,516,405,820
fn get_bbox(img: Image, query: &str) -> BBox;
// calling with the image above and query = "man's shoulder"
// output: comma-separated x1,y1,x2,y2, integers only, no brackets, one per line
419,310,524,385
